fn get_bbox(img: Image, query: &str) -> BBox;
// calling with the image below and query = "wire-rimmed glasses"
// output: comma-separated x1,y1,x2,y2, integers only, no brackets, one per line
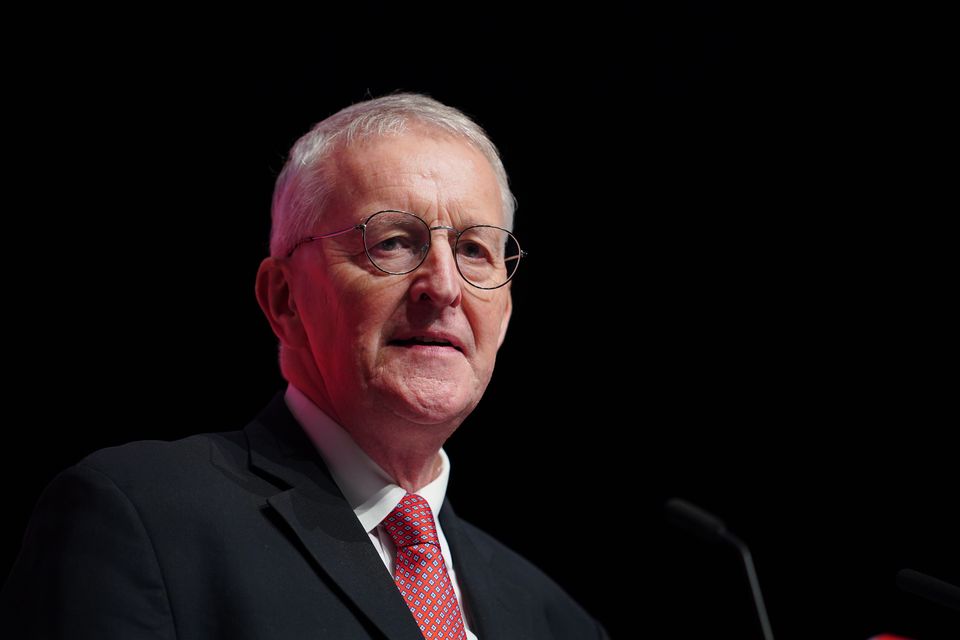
287,210,526,290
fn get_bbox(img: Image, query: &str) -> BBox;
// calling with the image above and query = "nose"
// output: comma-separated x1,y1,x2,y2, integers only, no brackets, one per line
408,229,462,308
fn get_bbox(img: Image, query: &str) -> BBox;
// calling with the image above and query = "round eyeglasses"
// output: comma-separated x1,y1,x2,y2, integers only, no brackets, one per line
287,210,526,290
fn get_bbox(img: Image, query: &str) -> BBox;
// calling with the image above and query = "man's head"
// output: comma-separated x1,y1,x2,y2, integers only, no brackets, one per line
256,94,517,446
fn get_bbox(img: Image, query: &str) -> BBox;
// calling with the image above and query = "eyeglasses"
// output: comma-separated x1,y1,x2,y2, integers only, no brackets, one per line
287,210,526,290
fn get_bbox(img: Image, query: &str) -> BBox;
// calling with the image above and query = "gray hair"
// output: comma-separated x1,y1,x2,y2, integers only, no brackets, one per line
269,93,516,258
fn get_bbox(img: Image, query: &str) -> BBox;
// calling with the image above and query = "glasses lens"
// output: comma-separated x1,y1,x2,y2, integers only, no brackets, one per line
363,211,430,274
456,226,521,289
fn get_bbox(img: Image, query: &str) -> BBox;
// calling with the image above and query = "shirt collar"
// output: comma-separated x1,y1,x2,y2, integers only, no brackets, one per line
284,384,451,534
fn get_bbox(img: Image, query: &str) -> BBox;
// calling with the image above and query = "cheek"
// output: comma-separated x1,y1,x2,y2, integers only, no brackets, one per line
300,274,371,359
346,286,405,354
470,298,510,353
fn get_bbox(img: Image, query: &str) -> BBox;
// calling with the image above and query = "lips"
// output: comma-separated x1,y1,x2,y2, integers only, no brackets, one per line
388,332,465,353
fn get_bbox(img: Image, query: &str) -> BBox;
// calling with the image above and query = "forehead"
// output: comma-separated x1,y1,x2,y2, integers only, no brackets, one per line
324,130,503,227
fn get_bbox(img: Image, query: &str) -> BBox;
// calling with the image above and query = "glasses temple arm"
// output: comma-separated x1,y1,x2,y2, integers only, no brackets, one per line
287,224,364,257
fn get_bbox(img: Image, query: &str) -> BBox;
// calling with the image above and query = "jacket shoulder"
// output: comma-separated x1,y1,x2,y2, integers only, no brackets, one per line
452,515,608,638
65,429,263,525
455,517,572,594
79,430,246,485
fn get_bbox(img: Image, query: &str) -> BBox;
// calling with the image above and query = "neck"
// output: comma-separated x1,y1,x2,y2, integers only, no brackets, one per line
283,359,456,493
352,435,446,493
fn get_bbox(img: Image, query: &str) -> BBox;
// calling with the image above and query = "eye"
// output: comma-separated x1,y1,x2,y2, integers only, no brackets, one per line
374,235,415,253
457,239,492,262
367,229,425,259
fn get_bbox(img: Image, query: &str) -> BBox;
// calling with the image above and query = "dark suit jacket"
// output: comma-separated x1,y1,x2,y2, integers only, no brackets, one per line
2,393,609,639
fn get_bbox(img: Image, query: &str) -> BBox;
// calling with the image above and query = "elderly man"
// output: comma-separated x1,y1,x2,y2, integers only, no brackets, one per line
2,94,609,639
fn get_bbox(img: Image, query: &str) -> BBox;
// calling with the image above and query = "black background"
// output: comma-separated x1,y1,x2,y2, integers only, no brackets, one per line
4,4,956,638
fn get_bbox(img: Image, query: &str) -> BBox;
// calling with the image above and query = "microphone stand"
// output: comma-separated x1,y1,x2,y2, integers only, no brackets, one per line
666,498,775,640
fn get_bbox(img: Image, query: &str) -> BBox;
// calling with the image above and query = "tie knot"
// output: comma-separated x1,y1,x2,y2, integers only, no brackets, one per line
383,493,439,548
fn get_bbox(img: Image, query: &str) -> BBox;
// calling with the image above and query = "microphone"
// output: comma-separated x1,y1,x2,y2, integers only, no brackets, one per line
896,568,960,612
665,498,775,640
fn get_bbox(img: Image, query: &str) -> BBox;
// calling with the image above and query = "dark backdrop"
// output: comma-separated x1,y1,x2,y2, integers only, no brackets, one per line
5,5,955,638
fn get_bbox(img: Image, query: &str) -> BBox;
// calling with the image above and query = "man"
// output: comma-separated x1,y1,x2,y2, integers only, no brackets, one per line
2,93,609,639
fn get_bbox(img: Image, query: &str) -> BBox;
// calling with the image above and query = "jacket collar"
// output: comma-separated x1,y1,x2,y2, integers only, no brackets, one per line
440,500,533,638
245,391,535,639
244,392,424,640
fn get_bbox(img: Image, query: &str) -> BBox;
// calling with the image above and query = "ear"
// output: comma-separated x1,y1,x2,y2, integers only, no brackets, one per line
496,285,513,349
255,257,310,350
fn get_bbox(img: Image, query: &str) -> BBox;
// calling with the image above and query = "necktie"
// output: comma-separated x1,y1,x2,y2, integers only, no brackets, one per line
382,493,467,640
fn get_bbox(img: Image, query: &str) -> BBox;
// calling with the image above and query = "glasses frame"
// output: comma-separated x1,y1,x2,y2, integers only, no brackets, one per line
286,209,527,290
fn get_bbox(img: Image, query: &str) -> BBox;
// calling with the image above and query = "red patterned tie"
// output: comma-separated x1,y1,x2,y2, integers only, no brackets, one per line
382,493,467,640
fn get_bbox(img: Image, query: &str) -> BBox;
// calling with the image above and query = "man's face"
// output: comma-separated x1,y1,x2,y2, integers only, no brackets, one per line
287,130,512,428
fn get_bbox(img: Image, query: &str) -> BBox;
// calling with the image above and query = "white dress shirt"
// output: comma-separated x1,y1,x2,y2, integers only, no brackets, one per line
284,384,479,640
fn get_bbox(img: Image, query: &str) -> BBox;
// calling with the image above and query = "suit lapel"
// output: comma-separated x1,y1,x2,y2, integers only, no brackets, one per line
244,393,423,640
440,501,533,638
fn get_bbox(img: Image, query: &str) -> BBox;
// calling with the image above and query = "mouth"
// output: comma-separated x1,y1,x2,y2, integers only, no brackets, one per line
388,335,465,353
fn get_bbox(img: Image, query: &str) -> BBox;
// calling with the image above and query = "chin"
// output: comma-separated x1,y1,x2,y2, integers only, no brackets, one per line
379,375,480,426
